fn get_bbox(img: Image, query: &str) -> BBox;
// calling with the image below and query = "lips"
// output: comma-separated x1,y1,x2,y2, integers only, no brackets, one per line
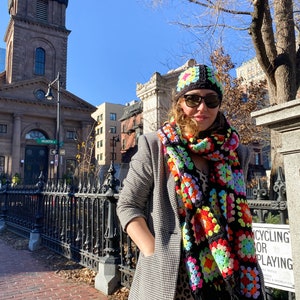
194,115,209,121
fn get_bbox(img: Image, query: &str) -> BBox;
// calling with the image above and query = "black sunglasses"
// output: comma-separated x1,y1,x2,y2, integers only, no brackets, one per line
183,94,220,108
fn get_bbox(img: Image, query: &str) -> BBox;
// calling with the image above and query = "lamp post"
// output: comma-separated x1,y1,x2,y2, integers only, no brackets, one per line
111,135,120,167
45,72,61,183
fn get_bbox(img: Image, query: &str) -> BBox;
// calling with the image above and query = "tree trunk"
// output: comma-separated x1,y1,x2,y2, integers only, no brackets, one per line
273,0,297,103
250,0,297,190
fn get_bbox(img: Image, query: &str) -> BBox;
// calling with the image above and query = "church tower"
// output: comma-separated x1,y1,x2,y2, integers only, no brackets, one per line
5,0,69,87
0,1,96,184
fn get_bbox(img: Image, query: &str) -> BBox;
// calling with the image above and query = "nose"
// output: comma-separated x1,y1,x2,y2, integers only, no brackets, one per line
196,100,208,111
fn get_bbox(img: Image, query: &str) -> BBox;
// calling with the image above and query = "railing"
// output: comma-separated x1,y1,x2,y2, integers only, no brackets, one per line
0,166,294,298
0,166,121,277
0,182,42,238
41,183,108,271
248,167,288,224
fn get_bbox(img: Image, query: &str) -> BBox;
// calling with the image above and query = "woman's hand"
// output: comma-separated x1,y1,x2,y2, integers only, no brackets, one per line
126,217,155,257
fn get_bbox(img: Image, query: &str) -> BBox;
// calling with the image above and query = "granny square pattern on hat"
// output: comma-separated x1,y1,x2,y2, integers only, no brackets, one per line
176,65,223,100
177,66,200,92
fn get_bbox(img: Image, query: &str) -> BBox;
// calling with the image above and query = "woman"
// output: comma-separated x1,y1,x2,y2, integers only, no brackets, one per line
117,64,265,300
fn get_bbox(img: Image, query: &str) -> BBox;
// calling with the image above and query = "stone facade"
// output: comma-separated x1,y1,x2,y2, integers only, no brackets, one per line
0,0,95,184
236,57,265,84
5,0,69,86
136,59,197,134
252,99,300,297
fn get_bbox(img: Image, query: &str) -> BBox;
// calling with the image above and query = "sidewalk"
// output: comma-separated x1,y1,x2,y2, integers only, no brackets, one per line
0,237,108,300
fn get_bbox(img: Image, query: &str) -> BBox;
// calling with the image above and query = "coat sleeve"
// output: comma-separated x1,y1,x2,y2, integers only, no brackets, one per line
116,134,155,232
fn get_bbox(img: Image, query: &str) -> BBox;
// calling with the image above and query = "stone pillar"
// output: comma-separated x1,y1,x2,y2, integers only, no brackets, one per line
11,113,22,175
251,99,300,297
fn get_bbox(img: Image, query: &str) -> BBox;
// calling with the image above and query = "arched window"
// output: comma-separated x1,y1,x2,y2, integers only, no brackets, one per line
35,47,45,75
25,130,47,140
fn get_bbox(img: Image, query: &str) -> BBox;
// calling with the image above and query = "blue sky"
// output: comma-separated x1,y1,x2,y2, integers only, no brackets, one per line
0,1,254,107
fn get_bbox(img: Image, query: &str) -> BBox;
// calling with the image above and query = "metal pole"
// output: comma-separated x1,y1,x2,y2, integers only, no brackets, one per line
111,135,119,167
56,72,60,184
45,72,61,184
112,136,115,166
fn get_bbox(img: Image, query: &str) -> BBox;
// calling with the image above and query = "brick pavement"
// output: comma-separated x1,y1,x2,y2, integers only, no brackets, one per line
0,238,108,300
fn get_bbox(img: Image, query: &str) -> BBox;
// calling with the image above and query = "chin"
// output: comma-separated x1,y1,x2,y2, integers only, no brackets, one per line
197,123,212,132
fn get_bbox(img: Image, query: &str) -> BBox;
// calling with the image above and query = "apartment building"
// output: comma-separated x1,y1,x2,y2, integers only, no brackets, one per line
92,102,124,172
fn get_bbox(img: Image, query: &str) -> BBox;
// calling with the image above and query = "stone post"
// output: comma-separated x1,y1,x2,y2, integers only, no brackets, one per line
95,162,121,295
251,99,300,297
29,174,44,251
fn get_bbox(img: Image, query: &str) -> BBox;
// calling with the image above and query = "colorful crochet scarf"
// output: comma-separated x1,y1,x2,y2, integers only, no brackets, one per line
158,117,264,300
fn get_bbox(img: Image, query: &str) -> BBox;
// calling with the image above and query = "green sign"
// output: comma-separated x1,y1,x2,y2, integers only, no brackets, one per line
36,139,57,145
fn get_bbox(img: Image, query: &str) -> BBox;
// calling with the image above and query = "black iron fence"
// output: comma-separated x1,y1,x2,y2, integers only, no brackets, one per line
0,167,294,298
0,167,121,275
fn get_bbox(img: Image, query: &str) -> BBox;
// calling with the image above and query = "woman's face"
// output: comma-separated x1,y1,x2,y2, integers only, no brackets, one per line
179,89,220,132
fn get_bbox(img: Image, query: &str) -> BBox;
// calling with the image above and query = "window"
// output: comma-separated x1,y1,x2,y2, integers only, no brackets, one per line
100,127,103,134
66,131,76,140
0,124,7,133
97,140,103,148
110,113,117,121
25,130,46,140
253,149,261,165
0,156,5,173
35,47,45,75
97,114,103,122
110,126,117,134
36,0,48,22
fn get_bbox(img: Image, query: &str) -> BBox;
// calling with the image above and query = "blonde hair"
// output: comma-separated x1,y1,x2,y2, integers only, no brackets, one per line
168,98,199,137
168,97,224,138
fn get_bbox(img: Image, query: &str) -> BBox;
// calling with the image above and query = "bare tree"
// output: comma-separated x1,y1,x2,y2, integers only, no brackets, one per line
150,0,300,102
74,122,97,181
147,0,300,185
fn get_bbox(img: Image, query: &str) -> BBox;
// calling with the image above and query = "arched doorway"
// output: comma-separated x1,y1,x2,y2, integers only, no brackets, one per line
24,130,49,184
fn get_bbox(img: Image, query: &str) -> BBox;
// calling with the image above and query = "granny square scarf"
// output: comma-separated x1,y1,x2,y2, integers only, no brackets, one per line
157,118,264,300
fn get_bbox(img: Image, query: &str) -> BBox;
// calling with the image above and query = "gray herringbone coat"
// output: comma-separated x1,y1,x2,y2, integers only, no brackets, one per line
116,132,250,300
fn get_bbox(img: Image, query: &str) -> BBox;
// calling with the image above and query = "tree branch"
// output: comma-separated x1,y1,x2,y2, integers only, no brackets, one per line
172,21,249,31
249,0,276,86
187,0,251,15
261,1,277,75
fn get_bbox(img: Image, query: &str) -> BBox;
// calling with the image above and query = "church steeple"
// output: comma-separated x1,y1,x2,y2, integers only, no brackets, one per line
5,0,70,87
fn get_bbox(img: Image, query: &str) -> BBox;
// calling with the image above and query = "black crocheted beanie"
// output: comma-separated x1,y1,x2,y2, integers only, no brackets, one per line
175,64,223,101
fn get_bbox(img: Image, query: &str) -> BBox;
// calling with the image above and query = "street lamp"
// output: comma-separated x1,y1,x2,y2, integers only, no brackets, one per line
111,135,120,167
45,72,61,183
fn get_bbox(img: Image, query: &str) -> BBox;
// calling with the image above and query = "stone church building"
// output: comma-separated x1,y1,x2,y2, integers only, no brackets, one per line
0,0,96,184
